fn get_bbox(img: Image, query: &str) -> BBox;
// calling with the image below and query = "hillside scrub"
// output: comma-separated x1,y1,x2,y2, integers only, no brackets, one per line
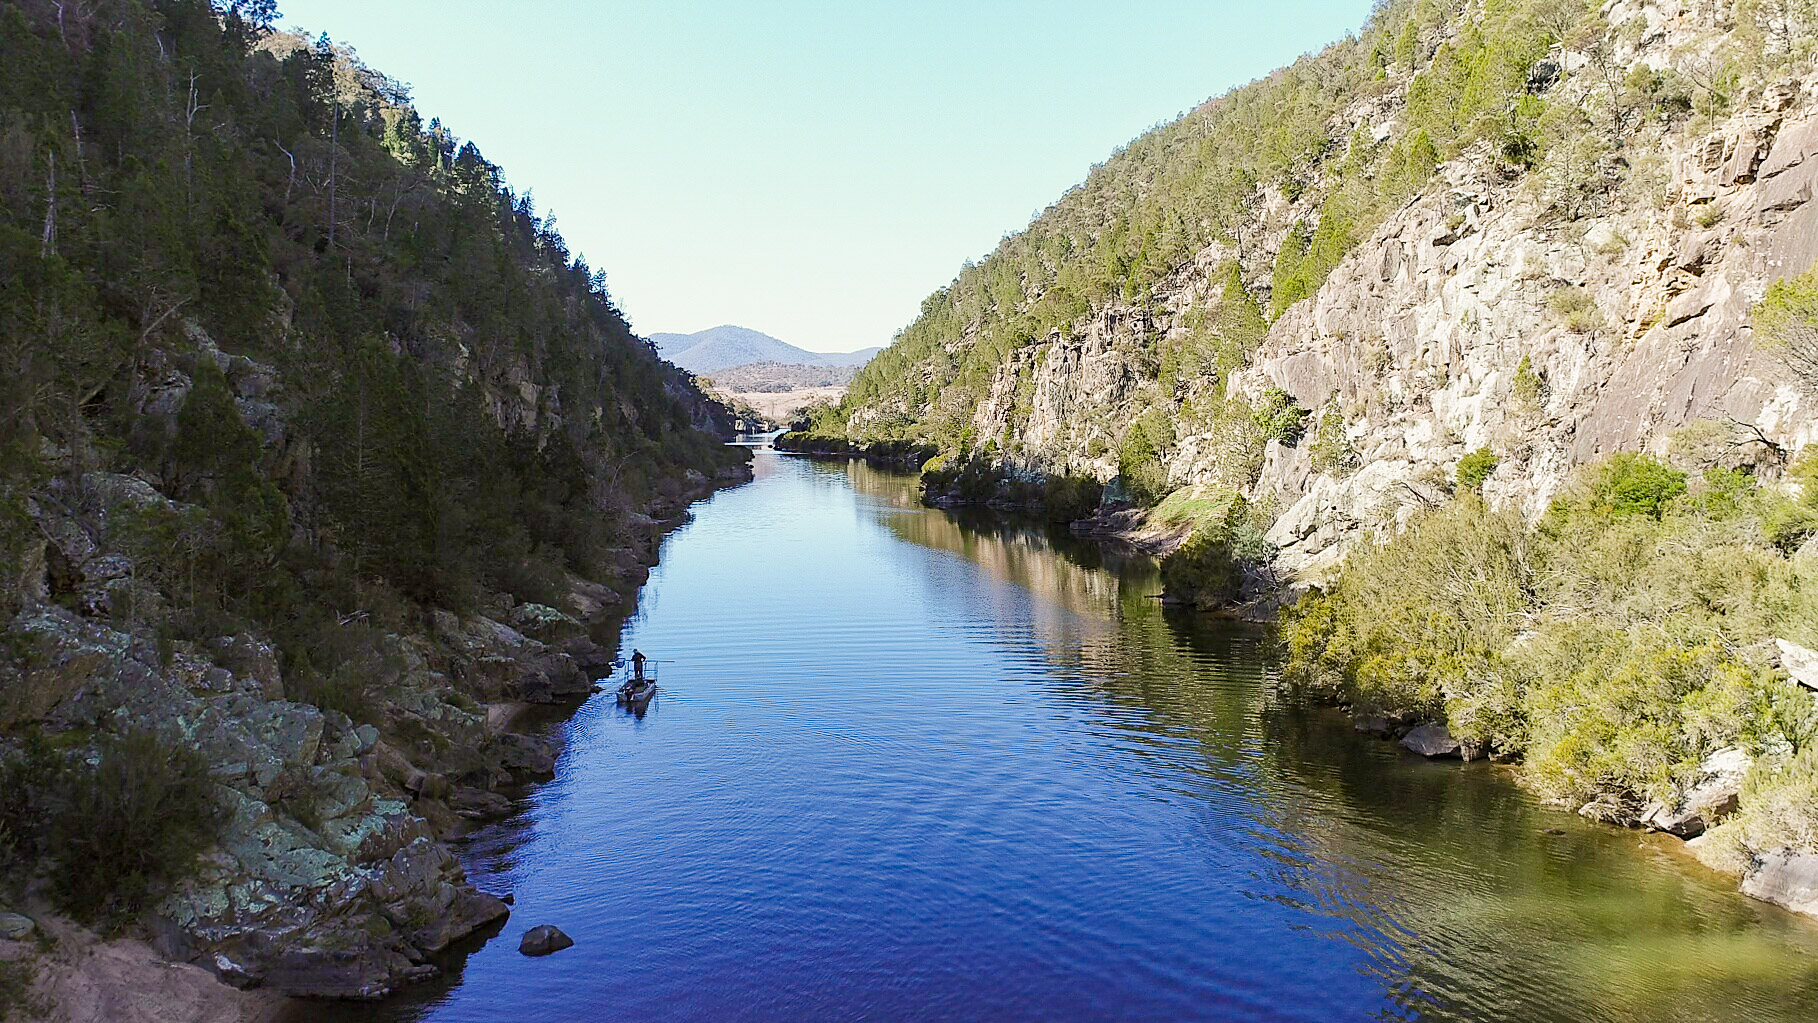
1756,260,1818,391
0,1,748,980
817,0,1762,504
0,0,741,687
1283,453,1818,848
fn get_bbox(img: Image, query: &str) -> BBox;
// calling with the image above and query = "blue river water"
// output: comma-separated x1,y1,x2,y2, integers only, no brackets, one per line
355,449,1818,1022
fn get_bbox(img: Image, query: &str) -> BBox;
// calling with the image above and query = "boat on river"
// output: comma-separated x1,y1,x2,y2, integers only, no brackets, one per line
616,677,657,708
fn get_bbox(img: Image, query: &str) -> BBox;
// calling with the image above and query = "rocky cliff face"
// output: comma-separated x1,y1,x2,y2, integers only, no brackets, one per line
846,1,1817,581
1244,73,1818,577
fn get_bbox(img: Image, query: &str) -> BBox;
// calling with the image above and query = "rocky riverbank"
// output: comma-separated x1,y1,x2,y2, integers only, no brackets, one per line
0,462,750,1015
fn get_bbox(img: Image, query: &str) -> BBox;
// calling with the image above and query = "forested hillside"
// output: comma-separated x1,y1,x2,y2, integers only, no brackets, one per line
0,0,745,1002
814,0,1818,920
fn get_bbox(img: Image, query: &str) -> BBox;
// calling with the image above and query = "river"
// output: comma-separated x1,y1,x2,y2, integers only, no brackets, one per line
365,449,1818,1022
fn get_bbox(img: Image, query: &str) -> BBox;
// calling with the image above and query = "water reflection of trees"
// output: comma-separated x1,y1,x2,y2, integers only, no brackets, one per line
839,459,1818,1023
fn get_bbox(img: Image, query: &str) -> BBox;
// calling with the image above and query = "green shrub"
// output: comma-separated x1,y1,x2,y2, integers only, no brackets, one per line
1280,494,1531,745
1253,388,1309,445
1161,529,1243,610
1041,475,1104,522
1307,407,1358,476
1755,262,1818,390
1548,285,1605,333
1456,448,1499,492
1159,495,1274,609
1592,453,1688,519
1512,353,1545,412
1117,409,1175,507
46,729,224,925
1525,639,1742,809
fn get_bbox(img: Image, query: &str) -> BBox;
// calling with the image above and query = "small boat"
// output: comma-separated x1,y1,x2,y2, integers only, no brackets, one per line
616,677,657,707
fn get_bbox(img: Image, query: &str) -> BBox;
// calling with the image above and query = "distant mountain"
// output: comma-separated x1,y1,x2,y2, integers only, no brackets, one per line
819,346,884,368
651,325,878,375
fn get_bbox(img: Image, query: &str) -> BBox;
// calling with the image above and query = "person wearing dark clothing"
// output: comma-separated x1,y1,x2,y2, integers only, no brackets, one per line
632,649,647,682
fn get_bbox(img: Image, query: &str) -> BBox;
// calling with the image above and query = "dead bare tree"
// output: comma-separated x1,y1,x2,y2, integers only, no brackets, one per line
41,152,56,256
327,103,339,248
274,138,296,203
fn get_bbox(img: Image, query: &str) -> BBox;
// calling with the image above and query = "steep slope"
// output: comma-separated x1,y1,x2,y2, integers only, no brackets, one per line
0,0,746,1002
822,0,1818,915
827,0,1815,547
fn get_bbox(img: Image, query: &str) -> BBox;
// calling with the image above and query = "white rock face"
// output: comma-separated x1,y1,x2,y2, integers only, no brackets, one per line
1741,850,1818,918
1776,639,1818,691
870,12,1818,580
1640,747,1751,838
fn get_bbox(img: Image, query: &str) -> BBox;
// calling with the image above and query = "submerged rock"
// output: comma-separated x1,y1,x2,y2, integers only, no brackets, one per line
519,925,574,957
1400,723,1461,758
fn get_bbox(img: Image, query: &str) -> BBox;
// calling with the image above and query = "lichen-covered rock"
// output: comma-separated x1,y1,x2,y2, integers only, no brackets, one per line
493,732,558,779
509,602,585,642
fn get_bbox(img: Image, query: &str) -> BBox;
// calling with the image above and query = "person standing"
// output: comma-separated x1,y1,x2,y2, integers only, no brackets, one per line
631,649,647,682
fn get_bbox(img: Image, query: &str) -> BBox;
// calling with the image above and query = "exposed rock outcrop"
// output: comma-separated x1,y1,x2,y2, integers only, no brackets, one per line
0,454,743,1001
1639,747,1751,839
1776,639,1818,691
1740,850,1818,916
1400,723,1462,758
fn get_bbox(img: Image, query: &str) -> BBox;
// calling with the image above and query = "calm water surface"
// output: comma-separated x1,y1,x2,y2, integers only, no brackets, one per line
373,451,1817,1021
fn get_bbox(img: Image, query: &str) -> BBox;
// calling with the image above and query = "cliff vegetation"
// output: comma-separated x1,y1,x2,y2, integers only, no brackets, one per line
0,0,745,1000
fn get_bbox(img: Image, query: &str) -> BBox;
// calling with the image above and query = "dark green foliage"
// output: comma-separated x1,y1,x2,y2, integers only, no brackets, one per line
1456,448,1499,492
0,732,58,868
0,2,740,717
46,729,224,925
1765,450,1818,551
1159,494,1271,610
1252,388,1309,446
1580,453,1688,520
1117,409,1175,507
1307,407,1357,477
921,452,1006,506
1161,529,1243,610
1041,475,1104,523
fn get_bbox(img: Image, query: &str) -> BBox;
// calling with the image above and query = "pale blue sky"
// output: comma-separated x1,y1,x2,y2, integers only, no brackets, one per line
278,1,1369,353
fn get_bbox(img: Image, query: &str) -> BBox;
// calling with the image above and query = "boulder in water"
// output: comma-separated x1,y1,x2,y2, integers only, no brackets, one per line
519,925,574,957
1400,723,1461,758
